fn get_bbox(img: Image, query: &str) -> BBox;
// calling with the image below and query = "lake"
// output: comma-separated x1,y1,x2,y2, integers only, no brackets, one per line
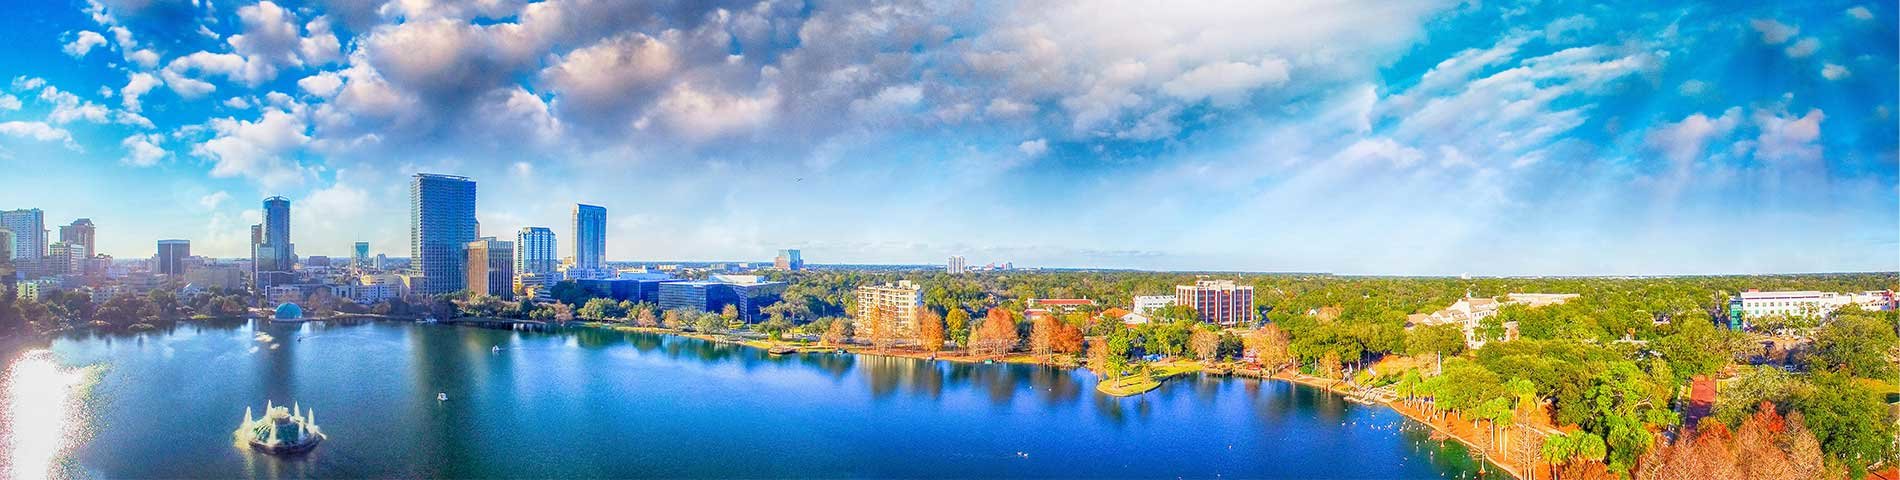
1,319,1492,478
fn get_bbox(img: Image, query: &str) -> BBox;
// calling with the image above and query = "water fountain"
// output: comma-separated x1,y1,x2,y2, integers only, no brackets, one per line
233,400,325,455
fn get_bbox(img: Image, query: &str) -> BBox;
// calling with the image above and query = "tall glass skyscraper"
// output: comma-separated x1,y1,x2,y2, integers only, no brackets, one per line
353,241,371,268
156,239,190,276
516,227,556,275
254,197,295,288
573,204,606,271
411,174,478,296
0,209,45,262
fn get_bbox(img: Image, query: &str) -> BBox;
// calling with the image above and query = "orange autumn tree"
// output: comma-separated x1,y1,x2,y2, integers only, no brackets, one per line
915,308,946,352
970,308,1019,356
1052,320,1084,354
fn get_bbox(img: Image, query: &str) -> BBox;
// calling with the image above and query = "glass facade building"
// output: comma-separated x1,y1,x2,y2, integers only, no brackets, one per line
572,204,606,271
516,227,557,275
411,174,478,296
156,239,190,276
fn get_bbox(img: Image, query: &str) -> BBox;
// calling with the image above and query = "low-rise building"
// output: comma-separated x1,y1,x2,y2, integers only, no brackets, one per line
1132,295,1176,315
856,280,924,334
1176,280,1254,326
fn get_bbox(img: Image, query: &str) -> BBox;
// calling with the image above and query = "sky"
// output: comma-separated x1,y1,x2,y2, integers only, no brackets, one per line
0,0,1894,276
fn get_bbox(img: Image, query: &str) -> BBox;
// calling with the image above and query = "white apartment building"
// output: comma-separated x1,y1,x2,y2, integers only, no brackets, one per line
947,255,967,275
1735,290,1895,319
856,280,925,334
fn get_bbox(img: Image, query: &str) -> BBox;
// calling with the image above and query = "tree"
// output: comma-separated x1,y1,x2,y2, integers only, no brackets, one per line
1190,327,1220,362
95,292,148,327
860,308,900,352
662,309,686,329
578,298,625,320
822,318,853,346
1052,320,1084,354
1405,323,1468,356
1029,316,1059,355
759,314,793,340
1245,324,1292,370
1809,313,1899,379
1316,351,1343,379
721,304,740,325
632,306,659,327
915,309,946,352
1795,372,1895,478
549,281,590,306
970,309,1019,356
693,312,724,333
945,307,972,348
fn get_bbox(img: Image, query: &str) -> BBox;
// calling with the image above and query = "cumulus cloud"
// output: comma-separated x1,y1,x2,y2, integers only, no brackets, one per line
1160,59,1291,107
1784,38,1819,58
63,30,107,57
1821,63,1850,80
297,71,343,98
1645,108,1742,164
192,107,313,188
120,72,161,112
1017,138,1048,157
198,190,231,210
0,94,18,111
120,133,167,166
1846,6,1872,20
40,86,111,124
1753,108,1825,163
0,121,79,150
1750,19,1798,44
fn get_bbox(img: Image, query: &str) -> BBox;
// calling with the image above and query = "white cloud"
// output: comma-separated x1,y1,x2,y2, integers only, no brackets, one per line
120,72,162,112
1821,63,1850,80
226,1,305,83
126,49,159,69
192,108,313,188
1846,6,1873,20
1018,138,1048,157
0,121,79,150
63,30,107,57
162,52,248,97
646,83,778,142
12,76,45,91
299,16,343,66
39,86,111,124
1784,38,1819,58
1749,19,1798,44
120,133,167,166
0,94,18,111
1159,59,1291,107
1753,108,1825,163
199,191,231,210
223,96,253,109
1645,107,1742,164
1677,79,1707,96
297,71,343,98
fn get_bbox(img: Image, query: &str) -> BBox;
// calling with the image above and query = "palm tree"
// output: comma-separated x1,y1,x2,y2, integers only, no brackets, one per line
1540,433,1573,480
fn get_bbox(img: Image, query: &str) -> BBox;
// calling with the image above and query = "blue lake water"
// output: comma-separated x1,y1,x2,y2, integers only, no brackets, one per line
1,319,1491,478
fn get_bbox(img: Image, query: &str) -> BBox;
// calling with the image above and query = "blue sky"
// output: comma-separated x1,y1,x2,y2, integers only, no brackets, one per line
0,0,1893,275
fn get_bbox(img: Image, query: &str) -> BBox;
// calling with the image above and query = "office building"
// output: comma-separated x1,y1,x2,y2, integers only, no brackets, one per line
465,237,514,300
410,174,478,296
254,197,296,288
59,219,94,258
47,242,85,276
0,228,13,285
856,280,924,333
516,227,557,275
353,242,371,268
155,240,190,276
1175,279,1255,326
947,255,966,275
2,209,46,277
774,249,803,271
573,204,606,272
1734,290,1896,321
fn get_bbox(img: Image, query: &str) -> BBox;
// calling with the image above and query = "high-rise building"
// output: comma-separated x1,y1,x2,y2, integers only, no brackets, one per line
1,209,46,263
516,227,557,276
572,204,606,271
353,242,371,268
465,237,514,300
157,239,191,276
254,197,296,288
774,249,803,271
0,228,14,286
59,218,95,258
1175,279,1255,326
411,173,478,296
47,242,85,276
856,280,924,333
947,255,966,275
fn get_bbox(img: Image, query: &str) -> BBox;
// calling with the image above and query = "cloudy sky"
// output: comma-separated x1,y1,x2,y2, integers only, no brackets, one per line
0,0,1893,275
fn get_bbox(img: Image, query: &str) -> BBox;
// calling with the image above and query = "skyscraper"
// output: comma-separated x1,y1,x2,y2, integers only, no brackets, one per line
516,227,556,275
465,237,514,300
157,239,190,276
1175,279,1255,326
254,197,295,288
0,228,13,285
59,218,94,258
1,209,46,262
947,255,966,275
774,249,803,271
47,242,84,276
353,242,371,268
573,204,606,272
411,173,478,296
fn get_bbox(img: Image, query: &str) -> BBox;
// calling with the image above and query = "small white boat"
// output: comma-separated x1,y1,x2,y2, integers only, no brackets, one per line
437,392,448,401
491,345,501,354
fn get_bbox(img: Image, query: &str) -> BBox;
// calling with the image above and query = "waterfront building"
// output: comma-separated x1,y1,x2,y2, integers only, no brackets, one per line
653,275,784,321
947,255,966,274
254,197,296,289
516,227,557,276
59,219,95,258
774,249,803,271
1133,295,1177,315
2,209,46,277
0,228,13,285
156,239,190,276
410,174,478,296
1175,279,1255,326
353,242,370,268
1406,292,1580,349
46,242,85,276
1734,290,1896,321
856,280,924,333
465,237,514,300
572,204,606,272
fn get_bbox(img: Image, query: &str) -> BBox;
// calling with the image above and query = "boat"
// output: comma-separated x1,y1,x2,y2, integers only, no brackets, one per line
235,400,325,455
437,392,448,401
491,345,501,354
767,345,796,355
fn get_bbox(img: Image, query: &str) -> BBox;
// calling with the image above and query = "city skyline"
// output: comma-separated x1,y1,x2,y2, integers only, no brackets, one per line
0,1,1895,275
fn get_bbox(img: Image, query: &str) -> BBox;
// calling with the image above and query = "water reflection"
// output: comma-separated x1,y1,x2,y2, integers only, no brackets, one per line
1,349,98,479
